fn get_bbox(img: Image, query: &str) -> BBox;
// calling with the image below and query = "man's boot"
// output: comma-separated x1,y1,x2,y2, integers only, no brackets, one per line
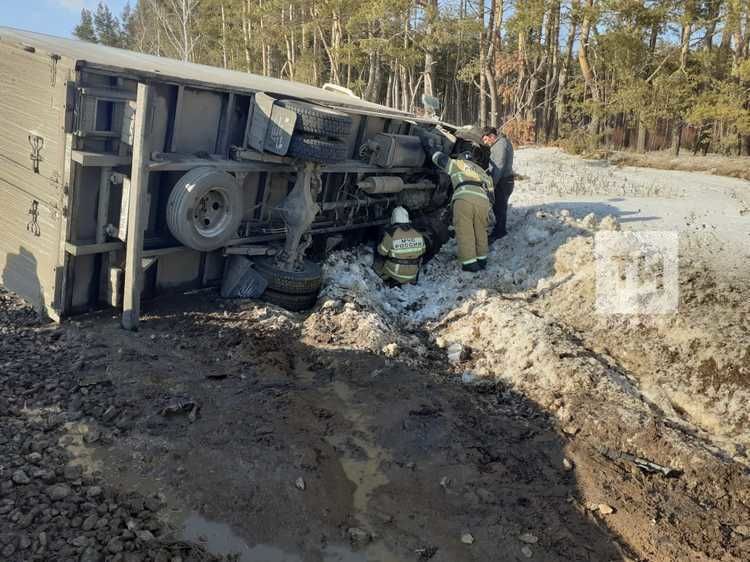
462,261,482,273
477,258,487,270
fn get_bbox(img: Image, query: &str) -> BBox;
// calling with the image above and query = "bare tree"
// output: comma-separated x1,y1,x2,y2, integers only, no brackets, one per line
147,0,201,62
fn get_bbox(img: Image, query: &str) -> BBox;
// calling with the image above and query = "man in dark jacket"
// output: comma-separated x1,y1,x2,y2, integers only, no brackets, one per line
482,127,514,240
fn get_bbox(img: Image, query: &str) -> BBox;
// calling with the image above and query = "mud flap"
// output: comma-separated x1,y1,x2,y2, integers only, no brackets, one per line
220,255,268,298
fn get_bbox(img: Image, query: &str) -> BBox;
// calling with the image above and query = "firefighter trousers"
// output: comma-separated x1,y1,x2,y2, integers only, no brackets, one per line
453,197,490,265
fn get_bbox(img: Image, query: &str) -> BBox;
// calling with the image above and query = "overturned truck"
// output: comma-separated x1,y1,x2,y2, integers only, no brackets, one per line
0,27,467,328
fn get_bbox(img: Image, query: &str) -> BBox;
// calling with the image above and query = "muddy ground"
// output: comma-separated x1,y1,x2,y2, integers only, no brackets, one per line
2,290,629,562
1,150,749,562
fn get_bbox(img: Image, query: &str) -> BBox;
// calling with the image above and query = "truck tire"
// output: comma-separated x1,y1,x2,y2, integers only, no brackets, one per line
262,289,318,312
253,257,322,294
277,99,353,138
287,135,348,163
166,167,243,252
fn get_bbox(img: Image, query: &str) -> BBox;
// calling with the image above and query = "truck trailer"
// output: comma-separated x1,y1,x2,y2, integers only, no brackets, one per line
0,27,464,328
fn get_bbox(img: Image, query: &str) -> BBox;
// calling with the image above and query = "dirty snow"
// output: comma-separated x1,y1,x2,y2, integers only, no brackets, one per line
306,147,750,469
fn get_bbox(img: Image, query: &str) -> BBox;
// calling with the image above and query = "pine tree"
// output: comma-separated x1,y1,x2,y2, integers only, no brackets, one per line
120,3,134,50
73,9,98,43
94,1,123,47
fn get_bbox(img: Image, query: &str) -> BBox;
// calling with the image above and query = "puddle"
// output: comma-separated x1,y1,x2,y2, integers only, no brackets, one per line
181,512,303,562
295,358,392,519
327,380,391,517
181,512,392,562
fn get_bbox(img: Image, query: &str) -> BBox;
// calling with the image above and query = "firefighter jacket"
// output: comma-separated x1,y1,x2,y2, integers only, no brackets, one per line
445,159,494,204
376,224,426,284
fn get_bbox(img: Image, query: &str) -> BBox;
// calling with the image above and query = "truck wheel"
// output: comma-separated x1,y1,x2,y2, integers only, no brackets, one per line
277,100,353,138
253,257,322,294
287,135,348,163
167,167,243,252
262,289,318,312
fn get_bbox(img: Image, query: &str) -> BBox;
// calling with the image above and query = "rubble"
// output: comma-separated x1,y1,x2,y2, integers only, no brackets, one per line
460,533,475,545
519,533,539,544
598,504,615,515
347,527,371,546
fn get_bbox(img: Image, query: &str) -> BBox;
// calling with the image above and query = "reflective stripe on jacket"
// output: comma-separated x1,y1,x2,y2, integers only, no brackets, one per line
377,225,426,283
445,159,493,203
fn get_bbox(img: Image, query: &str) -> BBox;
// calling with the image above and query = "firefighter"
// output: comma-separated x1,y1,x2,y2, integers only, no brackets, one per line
373,206,426,285
481,127,514,240
432,151,492,272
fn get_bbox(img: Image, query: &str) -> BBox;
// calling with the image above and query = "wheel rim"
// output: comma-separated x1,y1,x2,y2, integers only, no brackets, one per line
192,187,232,238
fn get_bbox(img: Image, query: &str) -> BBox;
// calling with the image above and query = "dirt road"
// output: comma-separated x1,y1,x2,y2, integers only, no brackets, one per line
1,149,749,562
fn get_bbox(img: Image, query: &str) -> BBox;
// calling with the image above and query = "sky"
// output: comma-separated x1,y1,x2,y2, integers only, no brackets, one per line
0,0,130,38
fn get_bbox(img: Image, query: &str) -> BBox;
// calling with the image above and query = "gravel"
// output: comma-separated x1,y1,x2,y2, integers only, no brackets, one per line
0,288,231,562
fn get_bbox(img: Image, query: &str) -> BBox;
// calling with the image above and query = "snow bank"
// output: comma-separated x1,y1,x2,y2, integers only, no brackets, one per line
314,208,605,329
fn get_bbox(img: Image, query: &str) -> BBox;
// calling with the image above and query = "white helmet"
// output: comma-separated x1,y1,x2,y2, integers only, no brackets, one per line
391,206,410,225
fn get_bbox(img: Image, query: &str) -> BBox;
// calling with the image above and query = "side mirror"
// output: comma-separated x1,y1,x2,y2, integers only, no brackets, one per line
421,94,441,116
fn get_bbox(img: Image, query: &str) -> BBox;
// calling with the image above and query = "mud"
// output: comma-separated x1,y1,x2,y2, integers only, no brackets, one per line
1,289,632,562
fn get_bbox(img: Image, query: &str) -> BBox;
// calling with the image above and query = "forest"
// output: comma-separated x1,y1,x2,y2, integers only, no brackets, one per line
74,1,750,156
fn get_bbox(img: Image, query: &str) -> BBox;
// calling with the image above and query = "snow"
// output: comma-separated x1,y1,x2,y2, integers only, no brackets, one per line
304,147,750,467
514,147,750,278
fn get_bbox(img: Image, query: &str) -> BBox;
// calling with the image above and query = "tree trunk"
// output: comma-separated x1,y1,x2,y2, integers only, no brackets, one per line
242,0,251,72
485,0,503,127
478,0,487,127
680,23,692,71
485,68,498,126
423,0,438,99
671,120,683,156
704,0,720,50
555,0,579,139
637,115,647,152
220,4,227,68
515,31,528,118
543,1,561,141
400,65,409,112
364,26,377,101
578,0,600,135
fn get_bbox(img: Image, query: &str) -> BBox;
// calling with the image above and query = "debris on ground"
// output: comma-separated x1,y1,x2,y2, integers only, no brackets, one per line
597,446,682,477
519,533,539,544
159,397,200,422
347,527,372,546
597,504,616,515
461,532,475,545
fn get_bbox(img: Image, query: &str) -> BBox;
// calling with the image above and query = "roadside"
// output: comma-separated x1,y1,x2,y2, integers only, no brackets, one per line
608,150,750,182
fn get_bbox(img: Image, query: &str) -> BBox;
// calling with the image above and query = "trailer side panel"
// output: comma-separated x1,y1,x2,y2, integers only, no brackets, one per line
0,42,70,314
